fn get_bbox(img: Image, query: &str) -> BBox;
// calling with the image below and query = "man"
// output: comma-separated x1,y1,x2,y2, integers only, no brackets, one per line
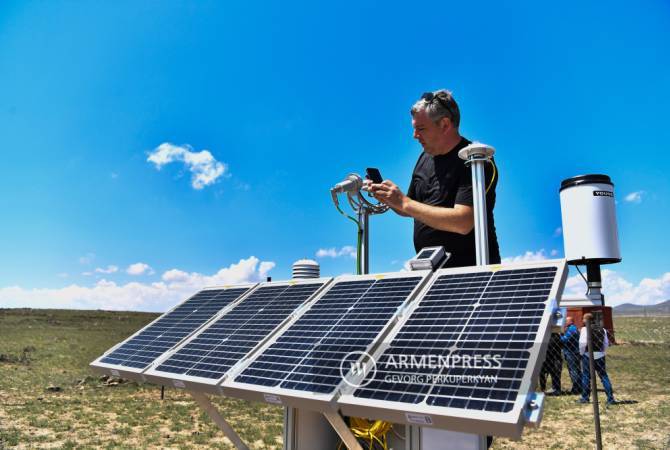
367,90,500,267
578,313,616,405
560,316,582,394
367,89,500,448
539,332,563,395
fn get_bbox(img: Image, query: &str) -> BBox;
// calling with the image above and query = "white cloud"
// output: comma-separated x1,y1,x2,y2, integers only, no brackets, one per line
316,246,357,259
0,257,275,312
624,191,645,204
553,227,562,237
564,270,670,307
126,263,154,276
550,249,559,257
95,265,118,274
502,249,549,264
161,257,275,291
78,253,95,265
147,142,228,190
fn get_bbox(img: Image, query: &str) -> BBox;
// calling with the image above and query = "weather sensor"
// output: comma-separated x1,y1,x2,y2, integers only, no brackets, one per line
408,246,449,271
559,174,621,305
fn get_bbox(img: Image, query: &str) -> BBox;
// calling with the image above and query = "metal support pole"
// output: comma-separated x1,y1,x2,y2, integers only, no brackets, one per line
585,317,603,450
322,411,364,450
459,143,495,267
190,391,250,450
471,159,489,265
586,263,605,306
360,208,370,275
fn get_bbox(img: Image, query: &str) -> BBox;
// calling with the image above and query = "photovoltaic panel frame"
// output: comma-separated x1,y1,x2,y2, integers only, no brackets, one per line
90,283,256,381
221,271,431,411
337,260,567,439
143,278,332,393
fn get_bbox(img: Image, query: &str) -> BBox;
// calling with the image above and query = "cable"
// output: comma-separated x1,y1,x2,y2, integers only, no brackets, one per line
486,159,497,194
356,223,362,275
575,264,589,295
337,418,392,450
333,201,362,274
391,425,406,441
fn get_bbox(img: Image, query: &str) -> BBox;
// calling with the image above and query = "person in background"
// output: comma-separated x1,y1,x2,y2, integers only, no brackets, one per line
578,313,616,405
539,332,563,395
560,316,581,394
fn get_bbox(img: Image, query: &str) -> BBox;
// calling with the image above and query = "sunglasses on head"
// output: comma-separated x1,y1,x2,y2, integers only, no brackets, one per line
421,92,455,120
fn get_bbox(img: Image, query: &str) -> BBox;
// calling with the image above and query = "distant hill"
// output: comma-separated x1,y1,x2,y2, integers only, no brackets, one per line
613,299,670,316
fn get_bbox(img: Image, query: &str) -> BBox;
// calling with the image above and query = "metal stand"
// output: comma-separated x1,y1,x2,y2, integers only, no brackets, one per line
323,412,364,450
586,263,605,306
330,172,388,276
189,391,250,450
359,208,370,275
459,143,495,266
584,318,604,450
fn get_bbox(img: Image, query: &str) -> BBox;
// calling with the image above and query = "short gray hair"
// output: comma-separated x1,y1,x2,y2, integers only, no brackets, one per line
410,89,461,127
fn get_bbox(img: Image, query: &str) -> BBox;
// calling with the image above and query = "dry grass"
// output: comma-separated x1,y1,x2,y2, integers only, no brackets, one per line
0,309,668,449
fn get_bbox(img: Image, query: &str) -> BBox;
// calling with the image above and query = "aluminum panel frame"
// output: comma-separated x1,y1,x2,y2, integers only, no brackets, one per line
142,278,334,389
89,283,258,381
336,260,568,439
219,271,433,410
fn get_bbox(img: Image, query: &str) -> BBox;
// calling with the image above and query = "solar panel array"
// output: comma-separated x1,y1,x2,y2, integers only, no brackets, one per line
351,266,558,414
98,287,251,370
91,262,565,437
150,281,326,380
233,275,425,394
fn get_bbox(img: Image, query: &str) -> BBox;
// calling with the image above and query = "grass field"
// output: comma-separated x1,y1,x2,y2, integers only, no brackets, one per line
0,309,668,449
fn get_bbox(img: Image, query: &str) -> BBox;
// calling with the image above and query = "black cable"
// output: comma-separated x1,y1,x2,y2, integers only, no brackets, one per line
575,265,589,295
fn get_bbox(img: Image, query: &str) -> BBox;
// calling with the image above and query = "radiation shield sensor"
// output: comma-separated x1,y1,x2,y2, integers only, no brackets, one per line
408,246,449,271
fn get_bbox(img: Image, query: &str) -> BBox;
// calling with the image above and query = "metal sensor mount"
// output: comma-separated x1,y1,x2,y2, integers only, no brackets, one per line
408,246,449,271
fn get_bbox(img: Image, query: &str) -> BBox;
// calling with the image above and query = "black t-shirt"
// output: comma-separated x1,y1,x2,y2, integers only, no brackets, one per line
407,137,501,268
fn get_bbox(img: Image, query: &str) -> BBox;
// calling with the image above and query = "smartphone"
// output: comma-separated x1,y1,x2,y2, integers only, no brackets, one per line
366,167,383,184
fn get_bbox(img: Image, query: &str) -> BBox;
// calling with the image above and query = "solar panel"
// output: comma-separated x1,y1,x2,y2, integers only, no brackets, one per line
337,261,567,439
143,279,330,391
221,272,430,408
90,284,255,380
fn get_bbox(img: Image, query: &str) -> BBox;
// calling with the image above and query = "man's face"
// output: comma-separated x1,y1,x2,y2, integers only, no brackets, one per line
412,109,449,155
566,317,574,326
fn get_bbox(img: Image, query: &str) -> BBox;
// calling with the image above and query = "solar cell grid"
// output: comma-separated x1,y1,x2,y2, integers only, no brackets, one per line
233,276,424,394
98,287,250,370
353,266,558,414
151,282,325,380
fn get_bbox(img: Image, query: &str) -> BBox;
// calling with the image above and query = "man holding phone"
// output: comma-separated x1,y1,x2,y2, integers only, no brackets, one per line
366,89,500,268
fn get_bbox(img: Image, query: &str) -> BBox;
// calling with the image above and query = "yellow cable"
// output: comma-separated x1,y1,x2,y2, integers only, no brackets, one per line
486,159,497,194
342,417,392,450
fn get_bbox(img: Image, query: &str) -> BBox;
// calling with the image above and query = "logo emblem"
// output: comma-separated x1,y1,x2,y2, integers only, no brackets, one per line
340,351,377,388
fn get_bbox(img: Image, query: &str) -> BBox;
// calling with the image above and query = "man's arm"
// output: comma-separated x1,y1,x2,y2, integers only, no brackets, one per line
560,325,576,343
368,180,474,235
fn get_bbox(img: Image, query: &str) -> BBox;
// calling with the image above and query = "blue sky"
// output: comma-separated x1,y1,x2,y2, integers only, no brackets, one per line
1,1,668,310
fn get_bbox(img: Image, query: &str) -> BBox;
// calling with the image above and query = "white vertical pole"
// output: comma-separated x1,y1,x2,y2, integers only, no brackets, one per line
459,143,495,266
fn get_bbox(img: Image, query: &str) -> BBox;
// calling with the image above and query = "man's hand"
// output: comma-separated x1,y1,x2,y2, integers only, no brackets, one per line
363,179,474,234
365,179,409,212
